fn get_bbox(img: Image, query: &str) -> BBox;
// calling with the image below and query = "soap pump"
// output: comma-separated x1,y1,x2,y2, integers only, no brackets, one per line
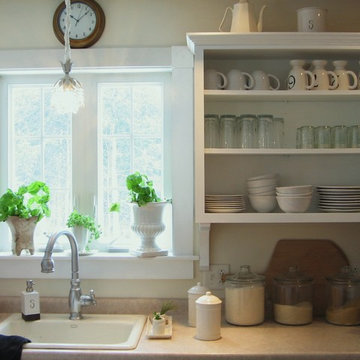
21,280,40,321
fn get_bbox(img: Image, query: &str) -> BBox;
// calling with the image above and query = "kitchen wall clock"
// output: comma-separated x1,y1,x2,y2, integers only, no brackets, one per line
53,0,105,48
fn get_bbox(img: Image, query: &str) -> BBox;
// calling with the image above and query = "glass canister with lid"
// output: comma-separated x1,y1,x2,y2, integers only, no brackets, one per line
225,265,265,326
326,265,360,326
272,266,314,325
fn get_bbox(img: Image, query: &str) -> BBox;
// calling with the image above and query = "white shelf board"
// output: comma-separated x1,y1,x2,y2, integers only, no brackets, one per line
197,212,360,224
205,148,360,155
186,32,360,55
204,90,360,102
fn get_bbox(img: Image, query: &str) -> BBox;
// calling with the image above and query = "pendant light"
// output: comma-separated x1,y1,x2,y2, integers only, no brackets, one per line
51,0,84,114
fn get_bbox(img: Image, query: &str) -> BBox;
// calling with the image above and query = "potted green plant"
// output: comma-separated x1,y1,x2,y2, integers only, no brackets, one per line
151,301,176,335
0,181,50,255
66,210,101,254
126,171,169,257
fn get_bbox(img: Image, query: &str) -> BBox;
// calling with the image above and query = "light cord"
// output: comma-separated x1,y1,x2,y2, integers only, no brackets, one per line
64,0,72,64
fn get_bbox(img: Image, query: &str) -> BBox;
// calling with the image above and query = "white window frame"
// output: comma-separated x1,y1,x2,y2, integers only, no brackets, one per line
0,47,197,279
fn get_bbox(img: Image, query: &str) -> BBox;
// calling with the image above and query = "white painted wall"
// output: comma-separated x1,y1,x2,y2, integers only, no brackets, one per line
1,0,360,299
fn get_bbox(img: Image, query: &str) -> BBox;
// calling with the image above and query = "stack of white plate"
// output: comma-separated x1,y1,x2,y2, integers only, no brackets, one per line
317,185,360,212
205,194,246,213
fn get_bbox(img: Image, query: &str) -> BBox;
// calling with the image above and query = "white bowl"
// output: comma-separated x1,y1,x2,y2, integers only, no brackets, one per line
248,185,276,194
247,178,277,188
249,195,277,213
276,191,312,197
276,195,312,213
247,173,278,182
276,185,313,195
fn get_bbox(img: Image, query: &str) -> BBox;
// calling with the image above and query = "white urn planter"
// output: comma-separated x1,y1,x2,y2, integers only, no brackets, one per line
130,201,168,257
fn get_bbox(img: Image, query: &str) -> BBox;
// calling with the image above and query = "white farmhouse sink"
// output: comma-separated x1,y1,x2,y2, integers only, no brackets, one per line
0,313,146,350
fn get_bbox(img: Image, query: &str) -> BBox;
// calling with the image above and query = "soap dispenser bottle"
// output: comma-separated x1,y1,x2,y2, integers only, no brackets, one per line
21,280,40,321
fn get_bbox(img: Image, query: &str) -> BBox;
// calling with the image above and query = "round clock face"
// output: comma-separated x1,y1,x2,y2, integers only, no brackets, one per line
60,2,97,40
53,0,105,48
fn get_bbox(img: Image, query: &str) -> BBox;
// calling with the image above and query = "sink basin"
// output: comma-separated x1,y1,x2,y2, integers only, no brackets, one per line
0,313,146,350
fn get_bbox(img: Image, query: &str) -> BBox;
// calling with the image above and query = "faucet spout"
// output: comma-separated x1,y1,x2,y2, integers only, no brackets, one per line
41,230,96,320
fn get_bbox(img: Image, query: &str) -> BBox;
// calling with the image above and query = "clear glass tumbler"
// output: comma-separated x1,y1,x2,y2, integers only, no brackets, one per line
256,114,273,148
314,125,331,148
271,117,285,148
296,126,315,149
219,115,236,148
204,114,219,148
331,125,348,148
237,114,257,148
347,125,360,148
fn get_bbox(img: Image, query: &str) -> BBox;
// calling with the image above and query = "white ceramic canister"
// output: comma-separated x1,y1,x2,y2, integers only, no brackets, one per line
225,265,265,325
188,282,208,327
196,291,222,340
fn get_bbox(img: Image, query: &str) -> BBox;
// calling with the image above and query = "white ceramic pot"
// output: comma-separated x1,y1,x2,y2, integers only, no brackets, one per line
130,201,168,257
72,226,90,254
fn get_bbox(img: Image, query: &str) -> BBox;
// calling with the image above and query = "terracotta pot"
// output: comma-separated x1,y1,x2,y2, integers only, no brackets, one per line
6,216,38,256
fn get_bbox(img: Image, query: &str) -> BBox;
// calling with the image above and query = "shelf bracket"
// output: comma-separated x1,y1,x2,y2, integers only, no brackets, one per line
198,223,211,271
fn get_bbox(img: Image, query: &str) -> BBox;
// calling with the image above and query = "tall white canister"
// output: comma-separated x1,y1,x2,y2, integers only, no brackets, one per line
196,291,222,340
187,282,208,327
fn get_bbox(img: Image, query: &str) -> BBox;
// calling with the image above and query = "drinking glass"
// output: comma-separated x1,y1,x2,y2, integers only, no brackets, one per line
271,117,284,148
347,125,360,148
220,115,236,148
204,114,219,148
296,126,315,148
331,125,348,148
236,114,257,148
314,125,331,148
256,114,273,148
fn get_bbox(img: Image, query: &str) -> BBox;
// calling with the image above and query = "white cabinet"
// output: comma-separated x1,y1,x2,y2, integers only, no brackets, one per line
186,32,360,270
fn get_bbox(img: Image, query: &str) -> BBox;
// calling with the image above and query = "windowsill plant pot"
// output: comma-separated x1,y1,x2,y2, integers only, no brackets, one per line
130,201,168,257
0,181,50,256
6,216,38,256
71,226,90,254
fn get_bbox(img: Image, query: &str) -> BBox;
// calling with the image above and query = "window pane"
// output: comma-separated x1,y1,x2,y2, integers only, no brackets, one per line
98,82,167,251
9,84,72,250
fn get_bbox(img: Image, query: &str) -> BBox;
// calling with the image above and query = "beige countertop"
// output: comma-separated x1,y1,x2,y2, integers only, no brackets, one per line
1,312,360,360
1,297,360,360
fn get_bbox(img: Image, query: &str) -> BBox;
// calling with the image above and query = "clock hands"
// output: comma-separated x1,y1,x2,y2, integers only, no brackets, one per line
77,10,90,22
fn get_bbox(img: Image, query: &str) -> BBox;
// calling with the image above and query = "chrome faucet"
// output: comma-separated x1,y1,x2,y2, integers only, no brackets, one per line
41,230,96,320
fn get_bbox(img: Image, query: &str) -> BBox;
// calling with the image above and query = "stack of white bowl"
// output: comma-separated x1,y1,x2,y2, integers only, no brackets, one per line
276,185,313,213
247,174,278,213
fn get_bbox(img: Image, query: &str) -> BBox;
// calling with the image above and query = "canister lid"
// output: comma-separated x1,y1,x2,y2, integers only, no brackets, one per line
274,266,313,285
188,282,208,295
196,291,222,305
326,265,360,285
225,265,264,287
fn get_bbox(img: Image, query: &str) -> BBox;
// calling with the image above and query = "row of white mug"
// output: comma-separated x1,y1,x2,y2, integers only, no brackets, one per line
205,59,360,91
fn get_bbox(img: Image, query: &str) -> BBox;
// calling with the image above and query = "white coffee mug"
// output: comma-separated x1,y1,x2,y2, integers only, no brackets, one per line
287,59,315,90
333,60,358,90
226,69,254,90
312,60,338,90
252,70,280,90
204,69,227,90
297,7,327,32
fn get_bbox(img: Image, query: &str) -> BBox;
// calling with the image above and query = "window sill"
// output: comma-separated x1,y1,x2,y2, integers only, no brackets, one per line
0,253,199,279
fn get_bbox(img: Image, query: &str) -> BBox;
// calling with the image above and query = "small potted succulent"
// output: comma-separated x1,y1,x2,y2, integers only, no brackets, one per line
0,181,50,255
152,301,176,335
66,210,101,254
126,172,170,257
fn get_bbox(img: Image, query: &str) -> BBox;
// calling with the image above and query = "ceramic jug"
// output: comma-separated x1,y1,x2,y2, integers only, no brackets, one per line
312,60,338,90
219,0,267,33
287,60,315,90
333,60,358,90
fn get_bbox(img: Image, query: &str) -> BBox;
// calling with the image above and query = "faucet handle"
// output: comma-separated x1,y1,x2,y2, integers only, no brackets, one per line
80,289,96,307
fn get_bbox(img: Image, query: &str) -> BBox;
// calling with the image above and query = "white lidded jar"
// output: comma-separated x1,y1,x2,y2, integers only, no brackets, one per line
225,265,265,325
196,291,222,340
187,282,208,327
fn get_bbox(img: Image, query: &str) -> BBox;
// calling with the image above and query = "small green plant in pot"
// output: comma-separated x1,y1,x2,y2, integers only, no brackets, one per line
66,210,101,254
126,171,169,257
0,181,51,255
152,301,176,335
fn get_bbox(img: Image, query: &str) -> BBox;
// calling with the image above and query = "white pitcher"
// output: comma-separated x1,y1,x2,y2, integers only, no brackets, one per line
219,0,267,33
